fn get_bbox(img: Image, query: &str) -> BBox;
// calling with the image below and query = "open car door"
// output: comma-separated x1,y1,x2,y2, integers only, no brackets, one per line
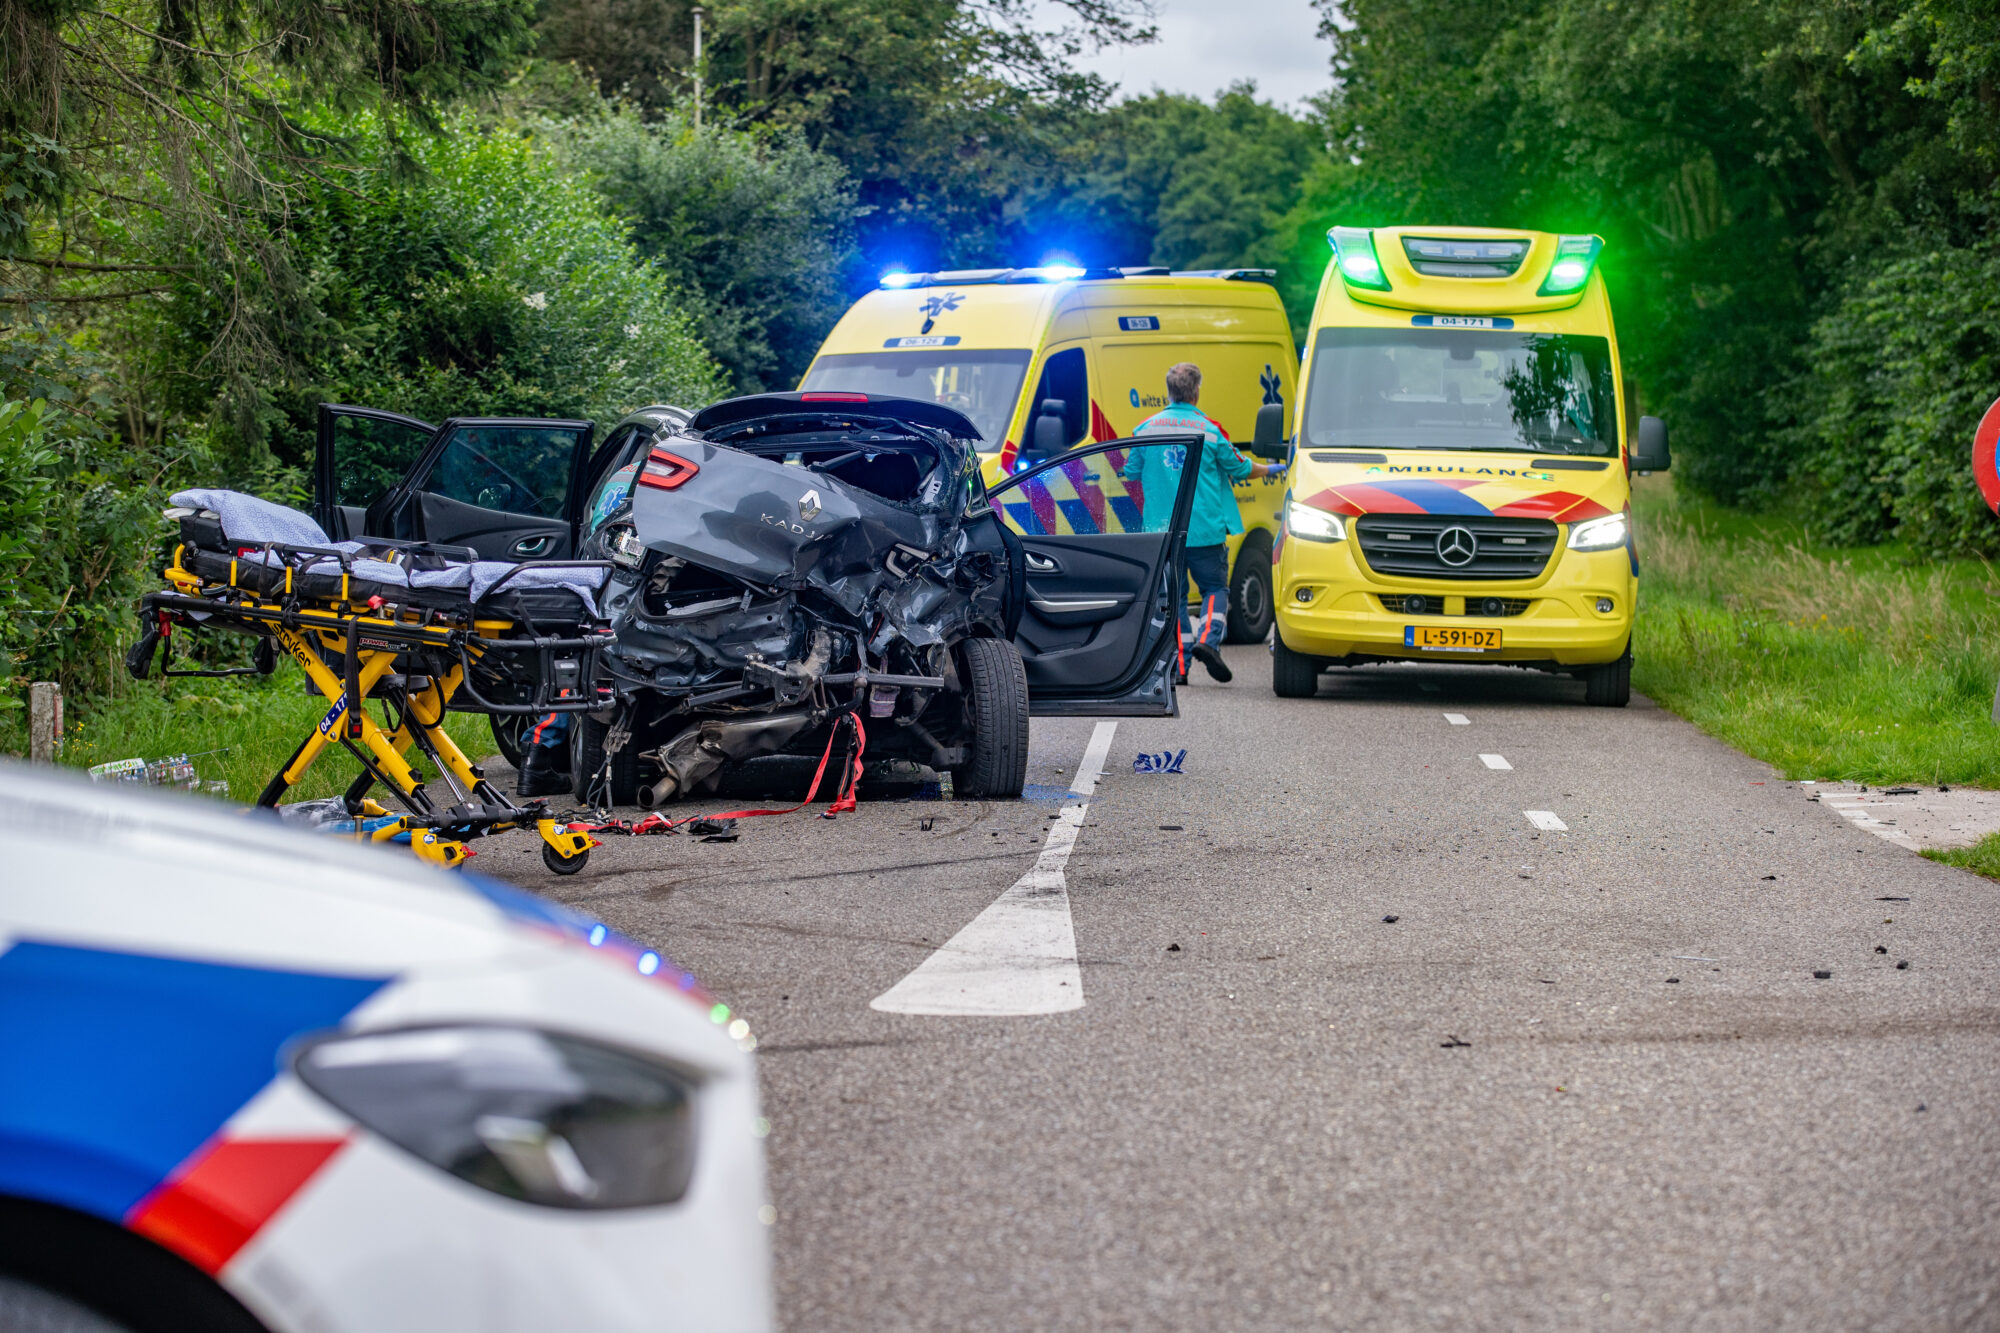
362,417,595,562
314,404,435,540
988,433,1203,716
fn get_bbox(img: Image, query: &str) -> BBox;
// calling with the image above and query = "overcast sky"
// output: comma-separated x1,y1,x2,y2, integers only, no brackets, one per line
1044,0,1334,110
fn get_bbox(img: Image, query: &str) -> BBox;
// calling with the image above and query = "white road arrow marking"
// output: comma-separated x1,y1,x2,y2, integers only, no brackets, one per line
870,721,1117,1017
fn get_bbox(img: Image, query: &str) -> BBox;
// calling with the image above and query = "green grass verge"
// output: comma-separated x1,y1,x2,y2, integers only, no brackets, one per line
1920,833,2000,879
48,674,500,805
1631,474,2000,786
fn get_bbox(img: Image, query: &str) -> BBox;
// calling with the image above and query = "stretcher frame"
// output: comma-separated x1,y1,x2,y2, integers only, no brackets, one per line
133,540,615,875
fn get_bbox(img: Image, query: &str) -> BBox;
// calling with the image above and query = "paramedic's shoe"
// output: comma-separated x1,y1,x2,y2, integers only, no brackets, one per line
516,746,569,798
1191,643,1233,683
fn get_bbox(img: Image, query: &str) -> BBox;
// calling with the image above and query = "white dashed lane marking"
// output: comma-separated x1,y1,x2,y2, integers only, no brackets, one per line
1444,713,1470,726
1480,754,1512,770
1525,810,1568,831
869,721,1117,1017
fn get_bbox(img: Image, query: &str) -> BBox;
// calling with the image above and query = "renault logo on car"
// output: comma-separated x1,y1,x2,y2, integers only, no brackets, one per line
1436,526,1478,567
799,489,822,521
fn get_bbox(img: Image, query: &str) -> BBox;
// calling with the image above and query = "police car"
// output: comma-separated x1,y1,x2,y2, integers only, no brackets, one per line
0,764,772,1333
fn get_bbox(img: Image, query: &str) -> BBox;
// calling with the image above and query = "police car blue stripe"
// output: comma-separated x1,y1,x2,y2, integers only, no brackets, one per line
0,941,386,1222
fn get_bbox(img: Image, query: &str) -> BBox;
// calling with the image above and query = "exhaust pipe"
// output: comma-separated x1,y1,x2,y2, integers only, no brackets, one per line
636,776,678,810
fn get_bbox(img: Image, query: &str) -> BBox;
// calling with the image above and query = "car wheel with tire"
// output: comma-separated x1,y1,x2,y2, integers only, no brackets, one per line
952,637,1029,798
570,711,641,805
1271,634,1322,698
490,714,531,769
1579,645,1632,707
1224,532,1275,643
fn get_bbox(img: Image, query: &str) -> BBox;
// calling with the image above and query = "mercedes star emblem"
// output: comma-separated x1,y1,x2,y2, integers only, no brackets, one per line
799,489,822,522
1436,525,1478,566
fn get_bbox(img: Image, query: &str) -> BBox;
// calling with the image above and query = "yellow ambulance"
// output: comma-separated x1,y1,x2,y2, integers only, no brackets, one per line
1271,227,1672,706
798,265,1297,642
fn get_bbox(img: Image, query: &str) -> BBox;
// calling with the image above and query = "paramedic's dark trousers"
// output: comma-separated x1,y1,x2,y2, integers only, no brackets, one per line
1183,544,1228,649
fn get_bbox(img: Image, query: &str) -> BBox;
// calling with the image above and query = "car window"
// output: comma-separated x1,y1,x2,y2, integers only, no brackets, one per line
989,441,1183,536
1026,346,1089,450
329,413,433,510
423,425,579,517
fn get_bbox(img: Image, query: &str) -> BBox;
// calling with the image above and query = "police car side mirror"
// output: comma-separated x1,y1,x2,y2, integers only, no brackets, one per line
1031,399,1067,459
1251,403,1288,460
1633,415,1671,472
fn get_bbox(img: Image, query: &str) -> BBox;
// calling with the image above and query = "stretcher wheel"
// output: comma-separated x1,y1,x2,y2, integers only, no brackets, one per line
543,841,590,876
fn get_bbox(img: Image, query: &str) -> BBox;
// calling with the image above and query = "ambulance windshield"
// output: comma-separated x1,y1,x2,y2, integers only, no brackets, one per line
801,350,1031,448
1301,329,1618,456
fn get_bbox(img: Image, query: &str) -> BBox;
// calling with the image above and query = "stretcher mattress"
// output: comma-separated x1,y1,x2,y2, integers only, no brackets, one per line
169,488,608,620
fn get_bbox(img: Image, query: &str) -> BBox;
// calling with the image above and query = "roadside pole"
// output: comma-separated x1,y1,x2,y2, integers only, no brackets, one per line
29,682,62,763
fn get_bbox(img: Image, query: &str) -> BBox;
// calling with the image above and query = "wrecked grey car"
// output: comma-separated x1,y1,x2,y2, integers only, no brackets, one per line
313,392,1208,803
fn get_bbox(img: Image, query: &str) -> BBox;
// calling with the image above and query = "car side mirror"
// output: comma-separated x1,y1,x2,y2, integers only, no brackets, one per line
1251,402,1288,460
1030,399,1067,459
1633,415,1671,472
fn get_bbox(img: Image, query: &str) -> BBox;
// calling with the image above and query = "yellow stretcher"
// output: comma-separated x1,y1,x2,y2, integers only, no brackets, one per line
130,512,615,876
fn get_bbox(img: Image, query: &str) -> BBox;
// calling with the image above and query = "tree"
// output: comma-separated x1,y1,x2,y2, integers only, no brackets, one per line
553,104,858,393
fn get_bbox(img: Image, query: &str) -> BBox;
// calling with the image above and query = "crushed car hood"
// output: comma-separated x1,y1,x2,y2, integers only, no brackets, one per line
628,441,946,618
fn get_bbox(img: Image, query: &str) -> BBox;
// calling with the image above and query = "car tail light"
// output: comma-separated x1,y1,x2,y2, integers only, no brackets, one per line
637,449,698,490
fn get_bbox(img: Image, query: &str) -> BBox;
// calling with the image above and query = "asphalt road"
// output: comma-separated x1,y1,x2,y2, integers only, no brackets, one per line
498,645,2000,1331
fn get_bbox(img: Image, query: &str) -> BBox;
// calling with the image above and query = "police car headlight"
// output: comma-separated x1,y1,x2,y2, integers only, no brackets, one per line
1567,513,1628,551
1286,501,1346,543
296,1026,698,1210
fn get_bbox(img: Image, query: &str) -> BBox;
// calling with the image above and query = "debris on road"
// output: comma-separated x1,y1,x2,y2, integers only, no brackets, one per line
1875,945,1888,954
1812,970,1832,979
1761,874,1777,880
1166,943,1181,952
1159,824,1184,831
1440,1035,1472,1048
919,816,935,831
1897,960,1911,969
1877,896,1910,901
1884,786,1919,796
1382,914,1399,923
691,816,740,842
1665,977,1680,983
1133,750,1187,774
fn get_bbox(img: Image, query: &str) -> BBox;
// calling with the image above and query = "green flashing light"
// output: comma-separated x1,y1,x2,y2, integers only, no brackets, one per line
1327,226,1392,292
1538,234,1603,296
709,1003,731,1024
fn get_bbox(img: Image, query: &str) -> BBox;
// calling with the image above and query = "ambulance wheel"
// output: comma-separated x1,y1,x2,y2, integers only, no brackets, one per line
1579,646,1632,708
1272,635,1322,698
571,712,640,806
491,714,530,768
1224,533,1274,643
543,842,590,876
953,637,1029,798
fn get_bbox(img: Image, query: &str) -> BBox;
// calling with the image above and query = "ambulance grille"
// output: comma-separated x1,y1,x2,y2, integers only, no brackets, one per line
1355,515,1558,581
1377,594,1530,617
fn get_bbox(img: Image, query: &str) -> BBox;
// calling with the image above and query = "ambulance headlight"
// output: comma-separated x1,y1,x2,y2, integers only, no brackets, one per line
296,1026,698,1210
1287,501,1346,543
1567,513,1628,551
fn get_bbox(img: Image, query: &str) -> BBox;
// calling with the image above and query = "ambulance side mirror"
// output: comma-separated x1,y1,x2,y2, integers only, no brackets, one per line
1251,403,1288,460
1030,399,1067,460
1633,416,1671,472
